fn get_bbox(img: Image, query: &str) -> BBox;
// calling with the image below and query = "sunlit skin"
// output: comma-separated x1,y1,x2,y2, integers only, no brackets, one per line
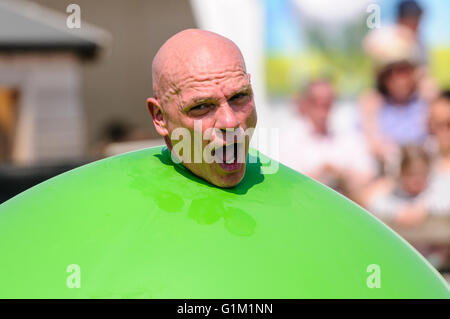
429,99,450,155
399,15,422,35
147,29,257,188
301,81,334,135
400,161,429,197
383,63,417,104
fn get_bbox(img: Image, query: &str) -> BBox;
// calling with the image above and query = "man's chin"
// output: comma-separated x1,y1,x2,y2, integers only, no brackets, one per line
183,160,247,188
210,162,246,188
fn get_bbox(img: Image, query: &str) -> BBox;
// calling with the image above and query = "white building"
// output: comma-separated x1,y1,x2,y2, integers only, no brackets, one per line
0,0,109,165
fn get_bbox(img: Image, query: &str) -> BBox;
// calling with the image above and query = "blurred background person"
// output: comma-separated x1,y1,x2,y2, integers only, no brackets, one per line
361,23,427,172
362,93,450,271
362,141,449,271
424,91,450,216
359,0,442,173
360,92,450,225
394,0,439,103
419,92,450,271
396,0,426,64
362,145,430,225
280,79,376,202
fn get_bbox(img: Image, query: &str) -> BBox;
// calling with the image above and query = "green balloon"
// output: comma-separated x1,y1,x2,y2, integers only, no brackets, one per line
0,146,448,298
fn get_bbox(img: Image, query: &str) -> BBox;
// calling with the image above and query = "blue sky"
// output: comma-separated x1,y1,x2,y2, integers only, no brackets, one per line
265,0,450,52
379,0,450,46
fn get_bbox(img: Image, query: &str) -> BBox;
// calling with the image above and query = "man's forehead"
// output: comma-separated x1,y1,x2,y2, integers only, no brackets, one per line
178,71,249,103
169,49,246,85
178,64,247,88
153,29,248,104
163,62,247,100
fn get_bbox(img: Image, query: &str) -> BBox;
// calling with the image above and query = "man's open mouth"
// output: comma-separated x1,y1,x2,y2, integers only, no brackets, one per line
213,143,244,172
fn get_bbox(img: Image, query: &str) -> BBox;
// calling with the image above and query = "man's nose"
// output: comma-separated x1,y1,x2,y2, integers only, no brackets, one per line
215,102,240,131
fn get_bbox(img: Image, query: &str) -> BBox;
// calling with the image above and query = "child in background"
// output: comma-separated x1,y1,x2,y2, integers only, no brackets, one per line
362,145,429,225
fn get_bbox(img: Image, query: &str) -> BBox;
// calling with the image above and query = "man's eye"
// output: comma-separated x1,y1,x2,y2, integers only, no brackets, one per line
229,92,248,102
188,103,213,115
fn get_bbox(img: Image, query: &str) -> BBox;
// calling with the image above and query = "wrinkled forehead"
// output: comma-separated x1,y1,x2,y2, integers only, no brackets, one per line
179,69,249,107
159,45,247,104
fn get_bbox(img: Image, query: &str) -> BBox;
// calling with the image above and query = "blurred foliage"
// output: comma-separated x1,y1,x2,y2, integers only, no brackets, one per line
430,48,450,90
266,18,374,98
265,51,373,98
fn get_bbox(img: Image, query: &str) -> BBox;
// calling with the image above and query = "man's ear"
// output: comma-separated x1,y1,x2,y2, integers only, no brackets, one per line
248,73,251,83
146,97,168,137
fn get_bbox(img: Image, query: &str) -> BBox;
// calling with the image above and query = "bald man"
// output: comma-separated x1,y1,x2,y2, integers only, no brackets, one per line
146,29,257,188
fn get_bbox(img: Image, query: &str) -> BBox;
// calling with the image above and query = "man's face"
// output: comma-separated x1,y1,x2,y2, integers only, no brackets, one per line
304,82,334,133
156,56,257,188
384,63,417,103
430,100,450,152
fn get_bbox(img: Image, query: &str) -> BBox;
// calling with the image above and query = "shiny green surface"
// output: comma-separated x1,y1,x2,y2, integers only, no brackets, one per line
0,146,448,298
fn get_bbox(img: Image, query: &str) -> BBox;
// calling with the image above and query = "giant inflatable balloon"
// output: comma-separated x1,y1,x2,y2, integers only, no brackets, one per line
0,146,448,298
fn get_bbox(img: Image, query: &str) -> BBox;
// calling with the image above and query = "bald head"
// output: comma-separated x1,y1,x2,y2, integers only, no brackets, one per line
152,29,247,105
147,29,257,188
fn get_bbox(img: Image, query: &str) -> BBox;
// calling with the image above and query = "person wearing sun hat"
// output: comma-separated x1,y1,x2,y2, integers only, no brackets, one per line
360,23,430,174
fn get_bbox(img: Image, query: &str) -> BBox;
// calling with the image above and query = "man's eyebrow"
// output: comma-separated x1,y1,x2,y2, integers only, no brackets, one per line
185,96,217,107
191,97,215,104
230,84,253,96
181,96,217,111
182,84,252,109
